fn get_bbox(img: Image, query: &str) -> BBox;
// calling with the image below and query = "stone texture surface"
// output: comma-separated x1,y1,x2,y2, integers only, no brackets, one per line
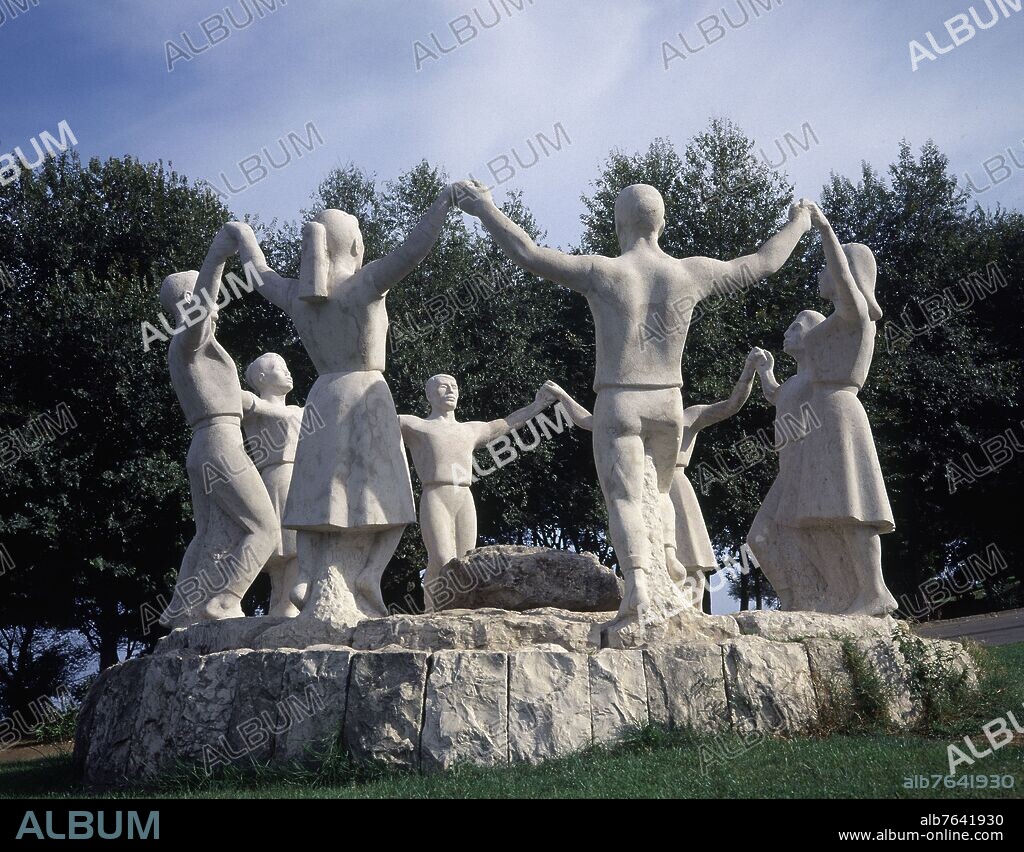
342,651,429,769
853,637,918,725
276,649,352,763
75,611,979,786
734,610,896,643
436,545,622,613
508,651,592,763
639,456,694,624
159,606,752,655
723,637,818,733
803,637,855,722
74,660,148,785
606,610,740,648
589,650,648,743
421,651,508,772
644,645,729,733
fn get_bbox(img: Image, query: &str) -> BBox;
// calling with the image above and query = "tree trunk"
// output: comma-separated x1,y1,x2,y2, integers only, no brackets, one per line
98,629,120,671
739,572,750,611
755,570,763,610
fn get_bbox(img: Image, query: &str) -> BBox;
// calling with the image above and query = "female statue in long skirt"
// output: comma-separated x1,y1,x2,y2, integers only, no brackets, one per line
750,204,896,617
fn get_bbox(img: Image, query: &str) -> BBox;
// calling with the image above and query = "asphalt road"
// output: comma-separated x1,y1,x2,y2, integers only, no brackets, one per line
913,607,1024,646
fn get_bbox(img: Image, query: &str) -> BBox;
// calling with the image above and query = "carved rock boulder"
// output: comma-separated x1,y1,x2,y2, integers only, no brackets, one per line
433,545,623,613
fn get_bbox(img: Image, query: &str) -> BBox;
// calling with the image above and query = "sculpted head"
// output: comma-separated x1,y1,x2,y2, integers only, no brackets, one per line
614,184,666,248
245,353,293,398
818,243,882,320
425,374,459,413
314,209,364,271
783,310,826,357
159,271,202,327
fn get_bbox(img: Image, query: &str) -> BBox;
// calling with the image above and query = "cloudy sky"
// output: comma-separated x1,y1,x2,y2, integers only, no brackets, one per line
2,0,1022,250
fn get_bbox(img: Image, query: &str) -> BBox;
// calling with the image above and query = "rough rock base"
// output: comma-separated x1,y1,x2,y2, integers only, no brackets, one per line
74,609,977,786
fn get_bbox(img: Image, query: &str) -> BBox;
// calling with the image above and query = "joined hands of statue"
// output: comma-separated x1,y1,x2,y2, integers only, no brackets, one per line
538,379,567,405
807,202,829,230
749,347,774,374
210,222,244,260
743,348,764,373
452,179,494,216
788,197,814,232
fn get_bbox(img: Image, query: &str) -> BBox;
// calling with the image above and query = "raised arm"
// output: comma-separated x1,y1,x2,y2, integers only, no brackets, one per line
178,226,236,349
686,200,812,299
753,348,781,404
229,221,295,313
809,204,869,322
363,188,453,296
473,389,555,447
454,179,594,292
538,380,593,431
688,351,759,431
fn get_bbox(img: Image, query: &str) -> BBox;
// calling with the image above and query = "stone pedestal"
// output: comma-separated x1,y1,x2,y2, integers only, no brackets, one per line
73,607,976,786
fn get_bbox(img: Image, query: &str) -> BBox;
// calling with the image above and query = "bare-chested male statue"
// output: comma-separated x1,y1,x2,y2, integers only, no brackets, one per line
399,374,554,612
455,180,812,631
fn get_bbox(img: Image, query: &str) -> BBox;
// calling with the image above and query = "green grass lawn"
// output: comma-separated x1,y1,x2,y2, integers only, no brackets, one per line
2,643,1022,800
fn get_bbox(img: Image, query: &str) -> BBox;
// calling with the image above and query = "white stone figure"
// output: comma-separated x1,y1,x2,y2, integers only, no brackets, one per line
230,190,454,628
748,204,896,617
241,353,304,618
399,375,556,612
159,225,277,628
455,179,812,633
747,332,821,611
669,352,759,610
542,354,757,615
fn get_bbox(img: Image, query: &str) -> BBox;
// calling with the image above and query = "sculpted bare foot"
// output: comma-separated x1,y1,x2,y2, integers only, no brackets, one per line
200,593,245,621
290,581,310,611
665,551,687,586
158,596,192,629
604,567,650,634
354,571,388,618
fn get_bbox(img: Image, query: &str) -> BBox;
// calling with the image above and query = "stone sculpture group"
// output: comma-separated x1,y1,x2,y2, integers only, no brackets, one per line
158,182,898,638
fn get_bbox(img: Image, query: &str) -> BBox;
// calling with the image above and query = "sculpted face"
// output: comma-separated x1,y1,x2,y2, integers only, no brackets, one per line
248,353,293,396
426,374,459,413
783,310,826,356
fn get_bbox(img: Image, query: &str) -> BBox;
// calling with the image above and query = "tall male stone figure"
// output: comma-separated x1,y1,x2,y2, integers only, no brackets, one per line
399,374,555,611
230,188,455,627
456,180,812,631
241,353,306,617
160,226,277,628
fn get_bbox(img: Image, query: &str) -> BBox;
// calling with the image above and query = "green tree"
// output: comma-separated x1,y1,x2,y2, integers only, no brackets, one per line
0,153,234,668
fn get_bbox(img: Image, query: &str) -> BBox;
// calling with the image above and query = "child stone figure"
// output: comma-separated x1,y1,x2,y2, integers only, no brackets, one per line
241,352,307,617
399,375,555,612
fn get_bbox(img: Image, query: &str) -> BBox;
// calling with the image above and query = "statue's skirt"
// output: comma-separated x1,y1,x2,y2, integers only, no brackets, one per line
778,386,894,532
282,370,415,531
